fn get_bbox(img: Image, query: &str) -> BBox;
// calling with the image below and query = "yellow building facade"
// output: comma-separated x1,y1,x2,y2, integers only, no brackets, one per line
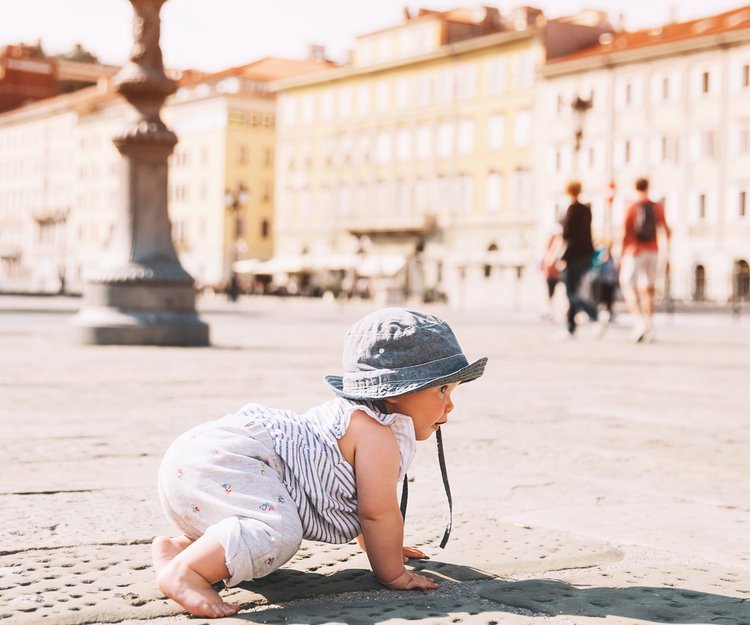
274,7,610,308
0,56,330,294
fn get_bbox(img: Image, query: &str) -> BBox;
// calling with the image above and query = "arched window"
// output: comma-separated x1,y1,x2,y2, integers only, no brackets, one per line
693,264,706,301
484,243,499,278
736,259,750,300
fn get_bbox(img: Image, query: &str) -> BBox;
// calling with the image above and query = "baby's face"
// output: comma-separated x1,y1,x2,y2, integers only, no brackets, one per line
385,383,459,441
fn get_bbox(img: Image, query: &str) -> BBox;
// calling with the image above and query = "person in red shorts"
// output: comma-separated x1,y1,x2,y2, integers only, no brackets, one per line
619,178,671,343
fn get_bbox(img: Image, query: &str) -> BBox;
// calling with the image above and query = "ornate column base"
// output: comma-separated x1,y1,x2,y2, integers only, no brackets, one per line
73,268,209,346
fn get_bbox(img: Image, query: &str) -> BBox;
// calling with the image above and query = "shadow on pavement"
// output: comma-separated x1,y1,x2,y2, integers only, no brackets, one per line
479,578,750,624
230,562,497,623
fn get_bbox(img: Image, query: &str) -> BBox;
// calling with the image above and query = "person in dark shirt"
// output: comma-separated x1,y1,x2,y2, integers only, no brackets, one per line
560,180,600,337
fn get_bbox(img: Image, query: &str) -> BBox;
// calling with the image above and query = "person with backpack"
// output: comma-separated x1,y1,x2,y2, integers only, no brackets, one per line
619,177,671,343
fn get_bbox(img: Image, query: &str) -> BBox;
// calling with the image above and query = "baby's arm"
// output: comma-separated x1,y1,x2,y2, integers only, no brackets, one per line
352,415,438,591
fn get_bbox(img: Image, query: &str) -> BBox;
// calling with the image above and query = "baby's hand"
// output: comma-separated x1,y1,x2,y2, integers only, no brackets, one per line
402,545,428,561
379,568,439,591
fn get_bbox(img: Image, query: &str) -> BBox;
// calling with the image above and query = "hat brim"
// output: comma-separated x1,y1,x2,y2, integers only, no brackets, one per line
325,356,488,400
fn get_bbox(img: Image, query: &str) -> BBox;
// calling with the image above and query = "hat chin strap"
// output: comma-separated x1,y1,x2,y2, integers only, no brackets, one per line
398,427,453,549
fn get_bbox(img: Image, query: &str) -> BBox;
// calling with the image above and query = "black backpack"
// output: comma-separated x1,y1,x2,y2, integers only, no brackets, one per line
634,201,657,242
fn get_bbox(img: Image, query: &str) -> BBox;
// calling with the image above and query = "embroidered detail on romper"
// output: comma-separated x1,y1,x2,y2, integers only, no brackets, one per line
222,483,234,494
259,465,267,475
258,502,275,512
191,504,201,513
176,468,184,479
276,496,286,504
209,447,221,456
264,555,276,566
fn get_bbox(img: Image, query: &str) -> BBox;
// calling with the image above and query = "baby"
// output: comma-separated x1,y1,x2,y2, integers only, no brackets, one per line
151,307,487,617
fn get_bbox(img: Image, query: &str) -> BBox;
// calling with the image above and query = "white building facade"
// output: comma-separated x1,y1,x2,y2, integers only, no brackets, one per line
538,7,750,304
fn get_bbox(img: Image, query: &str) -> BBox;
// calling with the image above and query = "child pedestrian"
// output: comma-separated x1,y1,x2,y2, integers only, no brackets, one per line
151,308,487,618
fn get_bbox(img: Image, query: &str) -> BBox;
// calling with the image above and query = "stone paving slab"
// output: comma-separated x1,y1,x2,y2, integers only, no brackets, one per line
1,298,749,625
0,513,625,624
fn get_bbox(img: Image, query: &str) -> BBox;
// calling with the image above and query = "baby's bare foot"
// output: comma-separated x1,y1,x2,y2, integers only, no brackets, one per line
151,535,192,572
157,560,239,618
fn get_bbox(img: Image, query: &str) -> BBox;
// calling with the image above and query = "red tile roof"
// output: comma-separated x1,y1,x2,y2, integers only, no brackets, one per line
549,5,750,64
178,56,337,86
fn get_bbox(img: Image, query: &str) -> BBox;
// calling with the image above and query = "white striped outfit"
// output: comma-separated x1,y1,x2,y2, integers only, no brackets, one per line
157,397,416,586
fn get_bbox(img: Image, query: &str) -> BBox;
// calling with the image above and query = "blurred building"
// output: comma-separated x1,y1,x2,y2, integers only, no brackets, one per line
539,5,750,305
0,42,117,113
0,55,333,294
272,6,611,308
0,43,57,113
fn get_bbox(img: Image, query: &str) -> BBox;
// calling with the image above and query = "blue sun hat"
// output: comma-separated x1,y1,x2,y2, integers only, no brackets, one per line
325,308,487,399
326,307,487,549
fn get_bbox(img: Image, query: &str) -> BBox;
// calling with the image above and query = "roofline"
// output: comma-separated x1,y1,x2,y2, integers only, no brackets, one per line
271,28,537,92
0,84,119,123
542,27,750,77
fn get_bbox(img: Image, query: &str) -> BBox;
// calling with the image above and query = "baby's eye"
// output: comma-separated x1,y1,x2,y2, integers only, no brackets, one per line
439,385,449,394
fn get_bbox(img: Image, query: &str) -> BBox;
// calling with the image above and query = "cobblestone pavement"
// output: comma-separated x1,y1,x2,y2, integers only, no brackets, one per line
1,295,748,625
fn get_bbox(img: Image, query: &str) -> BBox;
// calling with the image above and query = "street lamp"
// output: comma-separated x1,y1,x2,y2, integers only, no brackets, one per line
571,95,593,155
224,184,250,301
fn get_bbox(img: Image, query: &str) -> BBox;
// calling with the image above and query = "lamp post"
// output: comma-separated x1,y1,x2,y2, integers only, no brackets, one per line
571,95,593,163
224,184,249,301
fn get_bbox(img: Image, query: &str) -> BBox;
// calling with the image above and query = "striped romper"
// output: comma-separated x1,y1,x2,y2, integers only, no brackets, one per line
157,396,416,586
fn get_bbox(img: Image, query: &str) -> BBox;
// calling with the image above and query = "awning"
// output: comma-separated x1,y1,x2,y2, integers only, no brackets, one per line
233,253,405,277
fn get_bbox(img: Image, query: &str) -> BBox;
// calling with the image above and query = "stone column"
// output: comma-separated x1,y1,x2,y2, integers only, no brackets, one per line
74,0,209,345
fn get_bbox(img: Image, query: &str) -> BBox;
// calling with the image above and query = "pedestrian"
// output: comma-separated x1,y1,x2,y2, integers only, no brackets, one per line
619,177,671,342
591,241,618,322
151,308,487,618
559,180,602,337
539,229,563,320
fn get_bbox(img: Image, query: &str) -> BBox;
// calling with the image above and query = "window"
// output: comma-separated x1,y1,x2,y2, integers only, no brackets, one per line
456,62,477,99
237,145,247,165
486,58,507,94
512,168,532,212
486,171,503,212
338,87,353,118
437,122,454,157
514,109,532,148
737,127,750,155
376,130,393,163
416,125,432,160
355,84,370,116
414,72,432,107
396,127,412,161
436,67,456,103
376,80,390,113
456,175,474,213
488,114,505,150
395,77,410,109
458,119,474,154
692,131,716,160
513,51,534,88
321,89,335,121
300,94,315,123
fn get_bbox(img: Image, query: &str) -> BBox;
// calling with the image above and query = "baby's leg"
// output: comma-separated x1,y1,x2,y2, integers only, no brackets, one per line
156,533,239,618
151,534,193,572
